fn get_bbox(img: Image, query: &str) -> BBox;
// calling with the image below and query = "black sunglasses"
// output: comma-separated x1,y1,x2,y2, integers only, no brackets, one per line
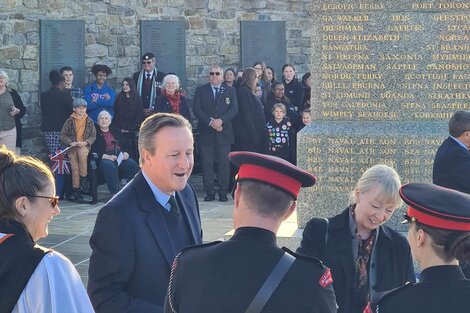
25,195,60,207
210,72,221,76
142,61,152,64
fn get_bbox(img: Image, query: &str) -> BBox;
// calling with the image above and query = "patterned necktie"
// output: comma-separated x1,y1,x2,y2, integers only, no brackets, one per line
146,73,151,80
356,232,376,289
168,196,180,215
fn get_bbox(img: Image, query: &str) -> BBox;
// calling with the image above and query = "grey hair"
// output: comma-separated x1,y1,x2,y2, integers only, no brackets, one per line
0,69,9,86
97,110,112,121
161,74,180,91
449,111,470,138
349,164,402,207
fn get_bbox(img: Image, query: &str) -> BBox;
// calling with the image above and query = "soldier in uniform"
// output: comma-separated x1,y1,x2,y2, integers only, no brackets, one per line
164,151,338,313
366,183,470,313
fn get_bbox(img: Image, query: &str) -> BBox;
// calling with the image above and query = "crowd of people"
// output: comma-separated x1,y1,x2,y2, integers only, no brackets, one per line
1,52,470,313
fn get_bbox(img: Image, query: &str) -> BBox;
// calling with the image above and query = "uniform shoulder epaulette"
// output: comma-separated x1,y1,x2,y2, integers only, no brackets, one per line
282,246,324,267
0,233,14,245
180,240,222,254
373,282,415,308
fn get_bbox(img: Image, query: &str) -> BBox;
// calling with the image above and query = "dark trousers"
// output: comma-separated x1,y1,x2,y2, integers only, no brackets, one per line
199,142,230,195
99,158,140,194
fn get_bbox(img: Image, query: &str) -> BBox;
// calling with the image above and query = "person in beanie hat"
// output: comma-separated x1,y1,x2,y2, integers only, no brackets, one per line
60,98,96,201
165,151,337,313
366,183,470,313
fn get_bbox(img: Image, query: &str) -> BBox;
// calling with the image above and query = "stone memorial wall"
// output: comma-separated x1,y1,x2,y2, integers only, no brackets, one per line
298,1,470,230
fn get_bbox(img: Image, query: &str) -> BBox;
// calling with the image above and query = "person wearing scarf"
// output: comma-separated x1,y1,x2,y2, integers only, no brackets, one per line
154,74,191,122
297,165,415,313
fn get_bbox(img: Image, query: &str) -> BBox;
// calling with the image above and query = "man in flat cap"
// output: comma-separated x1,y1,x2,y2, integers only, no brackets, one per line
433,110,470,194
133,52,166,116
164,151,337,313
365,183,470,313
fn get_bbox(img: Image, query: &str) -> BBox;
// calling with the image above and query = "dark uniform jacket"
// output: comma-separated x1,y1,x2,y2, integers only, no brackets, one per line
164,227,337,313
193,83,238,146
297,208,415,313
0,219,50,313
433,136,470,194
371,265,470,313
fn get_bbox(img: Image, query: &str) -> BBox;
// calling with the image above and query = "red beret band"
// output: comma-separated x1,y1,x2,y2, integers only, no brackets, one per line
407,206,470,231
238,164,302,199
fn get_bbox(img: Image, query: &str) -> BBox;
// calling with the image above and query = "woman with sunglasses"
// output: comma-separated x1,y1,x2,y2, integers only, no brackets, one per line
298,165,415,313
368,183,470,313
0,145,94,312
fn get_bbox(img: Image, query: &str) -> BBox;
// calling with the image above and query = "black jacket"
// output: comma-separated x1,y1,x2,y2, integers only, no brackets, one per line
165,227,337,313
10,89,26,148
193,83,238,146
113,93,144,132
233,85,265,152
372,265,470,313
40,86,73,132
283,77,305,112
433,136,470,194
91,126,131,160
154,93,191,122
297,208,415,313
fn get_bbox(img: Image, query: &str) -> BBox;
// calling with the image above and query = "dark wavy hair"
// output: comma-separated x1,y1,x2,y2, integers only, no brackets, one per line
91,64,112,76
118,78,141,105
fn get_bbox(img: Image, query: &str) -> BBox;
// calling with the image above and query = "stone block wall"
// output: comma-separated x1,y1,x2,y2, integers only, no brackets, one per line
0,0,313,157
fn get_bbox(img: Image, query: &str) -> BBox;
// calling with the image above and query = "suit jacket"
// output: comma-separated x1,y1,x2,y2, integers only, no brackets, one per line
40,86,73,132
433,136,470,194
233,85,266,152
297,208,415,313
193,83,238,146
88,171,202,313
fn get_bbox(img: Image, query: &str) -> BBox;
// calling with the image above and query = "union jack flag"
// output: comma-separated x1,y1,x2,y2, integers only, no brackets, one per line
49,148,71,175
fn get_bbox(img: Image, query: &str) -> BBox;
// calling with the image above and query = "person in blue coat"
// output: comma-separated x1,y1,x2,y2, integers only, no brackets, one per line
84,64,116,123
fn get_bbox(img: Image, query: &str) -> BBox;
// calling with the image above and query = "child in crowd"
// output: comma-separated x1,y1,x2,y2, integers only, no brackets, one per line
60,98,96,201
265,103,295,163
302,108,312,127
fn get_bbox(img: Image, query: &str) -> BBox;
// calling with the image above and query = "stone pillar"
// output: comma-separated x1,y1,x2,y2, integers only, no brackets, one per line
298,1,470,231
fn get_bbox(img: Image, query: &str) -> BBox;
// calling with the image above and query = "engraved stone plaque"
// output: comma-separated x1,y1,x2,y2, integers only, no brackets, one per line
240,21,286,74
299,2,470,230
40,20,85,92
140,20,186,87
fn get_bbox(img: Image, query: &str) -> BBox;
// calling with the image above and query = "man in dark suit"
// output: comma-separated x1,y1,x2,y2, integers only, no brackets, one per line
133,52,166,116
193,65,238,202
433,110,470,194
88,113,203,313
164,151,337,313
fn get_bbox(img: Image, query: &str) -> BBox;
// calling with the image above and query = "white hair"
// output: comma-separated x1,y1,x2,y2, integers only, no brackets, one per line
0,69,9,86
97,110,112,121
161,74,180,91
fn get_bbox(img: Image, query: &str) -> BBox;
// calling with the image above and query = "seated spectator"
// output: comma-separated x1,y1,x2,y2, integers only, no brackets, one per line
265,81,301,129
0,145,94,313
265,103,295,163
297,165,415,313
282,64,305,112
223,68,236,87
0,69,26,154
84,64,115,123
302,72,312,109
113,78,144,160
92,111,139,195
154,74,190,122
60,98,96,201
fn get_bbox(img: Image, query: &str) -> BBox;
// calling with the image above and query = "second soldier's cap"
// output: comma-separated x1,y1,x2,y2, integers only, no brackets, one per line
400,183,470,231
229,151,316,199
141,52,155,61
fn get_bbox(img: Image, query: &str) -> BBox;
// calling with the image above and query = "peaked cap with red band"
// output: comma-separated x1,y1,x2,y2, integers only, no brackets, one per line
229,151,316,199
400,183,470,231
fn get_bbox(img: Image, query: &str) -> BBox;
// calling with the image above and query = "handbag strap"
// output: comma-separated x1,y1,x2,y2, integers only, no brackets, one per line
244,252,295,313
